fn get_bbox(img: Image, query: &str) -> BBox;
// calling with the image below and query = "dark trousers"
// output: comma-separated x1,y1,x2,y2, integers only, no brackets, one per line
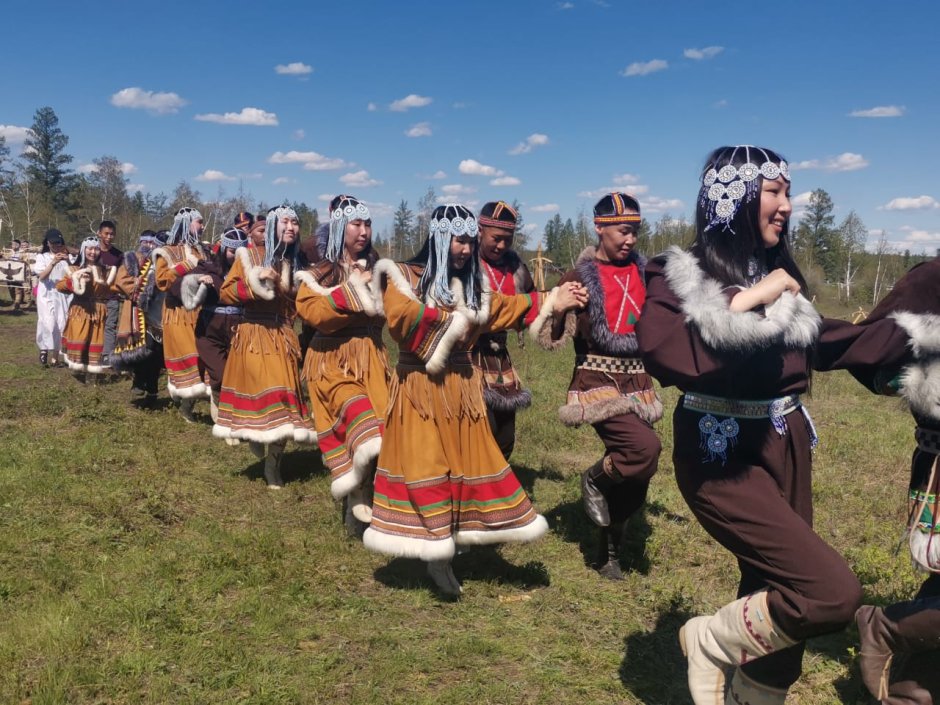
673,405,862,689
486,407,517,460
132,337,164,395
591,413,662,523
195,312,240,396
103,299,120,358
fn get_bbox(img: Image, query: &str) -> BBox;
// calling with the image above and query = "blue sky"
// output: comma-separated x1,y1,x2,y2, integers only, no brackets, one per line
2,0,939,252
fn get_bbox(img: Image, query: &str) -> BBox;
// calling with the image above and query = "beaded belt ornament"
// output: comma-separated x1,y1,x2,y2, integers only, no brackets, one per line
916,426,940,456
683,392,817,464
576,354,645,374
206,305,243,315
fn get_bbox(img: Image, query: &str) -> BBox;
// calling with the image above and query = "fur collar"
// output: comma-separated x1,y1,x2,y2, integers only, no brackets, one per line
575,247,647,356
900,359,940,422
661,246,821,353
891,312,940,359
370,258,490,323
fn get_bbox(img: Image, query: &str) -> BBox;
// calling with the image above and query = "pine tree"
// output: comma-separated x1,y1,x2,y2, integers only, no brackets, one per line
22,106,76,215
800,189,837,280
392,200,414,261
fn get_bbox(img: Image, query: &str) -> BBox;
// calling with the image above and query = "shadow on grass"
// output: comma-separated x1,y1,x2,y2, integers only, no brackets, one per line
545,499,656,575
620,596,694,703
237,448,329,486
513,463,566,498
372,547,550,599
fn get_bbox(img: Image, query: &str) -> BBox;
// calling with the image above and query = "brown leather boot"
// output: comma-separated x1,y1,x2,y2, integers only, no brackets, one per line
883,681,933,705
856,599,940,701
595,523,625,581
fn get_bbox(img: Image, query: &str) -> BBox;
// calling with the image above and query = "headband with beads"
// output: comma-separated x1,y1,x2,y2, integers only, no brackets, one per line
700,146,790,233
326,196,371,262
220,227,248,251
78,236,100,267
419,203,481,310
168,206,204,246
263,205,299,268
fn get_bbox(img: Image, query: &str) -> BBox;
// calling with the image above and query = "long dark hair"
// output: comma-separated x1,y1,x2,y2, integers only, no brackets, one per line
408,204,483,309
690,146,807,294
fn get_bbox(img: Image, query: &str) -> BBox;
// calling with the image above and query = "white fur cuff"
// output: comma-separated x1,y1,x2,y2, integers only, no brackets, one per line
246,266,276,301
71,268,88,296
892,312,940,359
899,360,940,422
181,274,208,311
425,311,470,376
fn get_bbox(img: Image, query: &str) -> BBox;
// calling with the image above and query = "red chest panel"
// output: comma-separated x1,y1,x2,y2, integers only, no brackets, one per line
483,261,517,295
597,261,645,335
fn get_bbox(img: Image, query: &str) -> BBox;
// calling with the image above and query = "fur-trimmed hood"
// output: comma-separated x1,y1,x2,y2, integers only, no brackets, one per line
660,246,821,353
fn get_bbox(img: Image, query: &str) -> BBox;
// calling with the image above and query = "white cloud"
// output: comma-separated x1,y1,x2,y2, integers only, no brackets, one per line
882,195,940,211
0,124,31,144
849,105,905,118
613,173,640,186
684,46,724,60
430,170,447,179
406,122,432,138
340,170,382,188
110,87,187,115
268,150,350,171
530,203,559,213
452,102,468,110
578,183,649,199
196,169,236,182
367,102,378,112
509,133,549,155
195,107,278,126
272,177,291,185
317,194,333,202
459,159,502,177
78,161,138,175
557,1,574,8
441,184,477,197
274,62,313,76
713,99,729,108
126,183,145,192
490,176,521,186
791,191,814,208
292,129,305,140
641,196,684,213
901,229,940,242
621,59,668,77
389,94,432,112
522,223,539,235
239,172,262,180
791,152,869,172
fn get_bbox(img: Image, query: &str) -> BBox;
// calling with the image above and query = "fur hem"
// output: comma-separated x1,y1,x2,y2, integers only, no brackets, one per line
483,387,532,412
558,395,664,427
529,286,563,346
330,436,382,499
899,360,940,422
362,528,456,561
425,311,470,376
891,312,940,358
71,268,88,296
910,529,940,574
180,274,207,311
536,309,577,351
167,380,209,400
112,345,152,368
65,357,88,373
454,514,549,546
212,423,317,445
661,246,820,353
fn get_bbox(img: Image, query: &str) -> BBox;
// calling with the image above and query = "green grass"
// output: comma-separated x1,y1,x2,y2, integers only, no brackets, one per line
0,307,926,704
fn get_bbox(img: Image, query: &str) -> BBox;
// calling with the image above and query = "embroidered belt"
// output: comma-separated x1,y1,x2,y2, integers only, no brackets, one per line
314,325,382,340
398,351,472,368
683,392,801,419
576,354,644,374
206,305,243,315
682,391,818,464
916,426,940,455
243,312,290,325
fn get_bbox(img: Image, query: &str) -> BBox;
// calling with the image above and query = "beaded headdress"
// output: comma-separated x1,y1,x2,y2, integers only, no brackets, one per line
593,193,641,226
168,207,204,246
478,201,518,231
220,227,248,252
78,236,100,268
326,195,371,263
418,203,481,310
700,146,790,233
263,205,300,268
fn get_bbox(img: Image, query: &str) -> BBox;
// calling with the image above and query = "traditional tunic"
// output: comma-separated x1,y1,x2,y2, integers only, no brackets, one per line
32,252,72,351
211,246,315,445
295,259,389,501
471,250,534,458
55,264,116,373
636,246,913,688
174,260,242,397
535,246,663,521
362,260,548,562
153,244,208,399
111,251,164,395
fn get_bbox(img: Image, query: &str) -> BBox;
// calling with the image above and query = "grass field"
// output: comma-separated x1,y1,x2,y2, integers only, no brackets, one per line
0,303,926,704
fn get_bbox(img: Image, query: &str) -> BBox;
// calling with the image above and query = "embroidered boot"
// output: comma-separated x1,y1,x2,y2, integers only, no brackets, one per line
263,442,285,489
581,458,613,527
856,599,940,701
725,669,788,705
427,559,462,597
883,681,933,705
679,590,796,705
179,397,196,423
595,522,625,581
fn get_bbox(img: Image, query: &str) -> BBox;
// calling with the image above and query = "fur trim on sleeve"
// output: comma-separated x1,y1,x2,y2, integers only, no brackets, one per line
180,273,208,311
71,268,88,296
662,246,820,353
425,311,470,376
279,260,291,294
899,360,940,422
531,287,578,351
294,268,379,318
450,277,491,327
237,247,274,301
891,312,940,359
183,244,200,268
371,259,417,316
